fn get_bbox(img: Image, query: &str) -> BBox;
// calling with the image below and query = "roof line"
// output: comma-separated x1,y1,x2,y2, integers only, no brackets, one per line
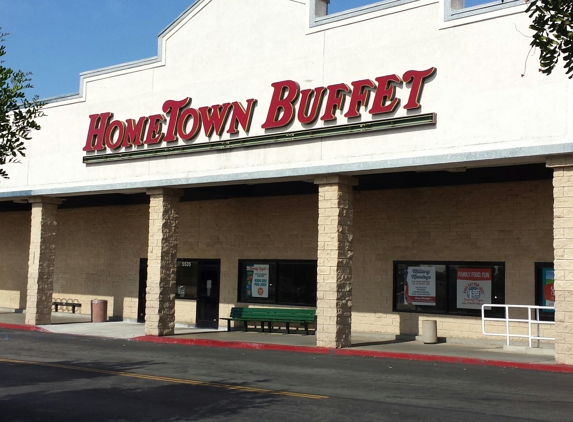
43,0,207,105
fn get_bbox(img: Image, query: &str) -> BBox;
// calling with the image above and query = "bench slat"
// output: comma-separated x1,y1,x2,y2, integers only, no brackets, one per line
225,307,316,334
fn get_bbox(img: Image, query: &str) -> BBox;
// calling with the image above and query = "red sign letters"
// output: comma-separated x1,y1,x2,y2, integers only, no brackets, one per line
83,67,435,152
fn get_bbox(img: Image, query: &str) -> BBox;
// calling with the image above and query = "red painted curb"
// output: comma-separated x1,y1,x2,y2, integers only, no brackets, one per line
131,335,331,354
0,322,47,333
131,335,573,374
333,349,573,374
2,323,570,373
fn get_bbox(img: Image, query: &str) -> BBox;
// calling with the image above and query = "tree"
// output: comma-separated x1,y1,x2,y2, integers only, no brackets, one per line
526,0,573,78
0,29,44,179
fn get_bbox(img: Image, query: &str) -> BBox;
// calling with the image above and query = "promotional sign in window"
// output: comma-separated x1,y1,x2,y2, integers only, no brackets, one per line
404,266,436,306
542,268,555,307
456,268,492,309
247,264,269,298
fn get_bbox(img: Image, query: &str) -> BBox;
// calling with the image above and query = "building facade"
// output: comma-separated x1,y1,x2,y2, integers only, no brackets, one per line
1,0,573,362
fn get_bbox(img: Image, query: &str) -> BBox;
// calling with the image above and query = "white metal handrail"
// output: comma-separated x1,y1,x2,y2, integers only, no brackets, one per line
481,304,555,347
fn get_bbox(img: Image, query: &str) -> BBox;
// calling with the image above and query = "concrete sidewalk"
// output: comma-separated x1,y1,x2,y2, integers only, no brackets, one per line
0,309,565,371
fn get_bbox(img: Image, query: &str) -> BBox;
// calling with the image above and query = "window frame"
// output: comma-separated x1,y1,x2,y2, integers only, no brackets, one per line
175,258,200,300
445,0,526,22
310,0,421,28
237,259,317,307
535,262,555,322
393,260,506,317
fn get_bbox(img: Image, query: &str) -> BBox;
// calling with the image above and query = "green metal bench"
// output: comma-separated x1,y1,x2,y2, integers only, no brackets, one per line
221,307,316,335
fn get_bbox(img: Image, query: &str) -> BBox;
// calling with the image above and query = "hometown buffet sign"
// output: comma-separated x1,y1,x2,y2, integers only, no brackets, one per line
82,67,436,156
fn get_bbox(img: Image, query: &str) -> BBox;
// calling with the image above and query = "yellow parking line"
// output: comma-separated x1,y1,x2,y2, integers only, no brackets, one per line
0,357,328,400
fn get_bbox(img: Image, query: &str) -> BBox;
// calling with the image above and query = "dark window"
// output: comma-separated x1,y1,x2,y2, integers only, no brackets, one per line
394,263,448,314
535,262,555,321
238,260,317,306
277,261,317,305
176,259,199,300
393,261,505,317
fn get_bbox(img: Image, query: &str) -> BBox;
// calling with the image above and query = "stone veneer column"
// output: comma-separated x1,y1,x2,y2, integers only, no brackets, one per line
25,197,62,326
314,175,357,348
548,155,573,365
145,188,183,336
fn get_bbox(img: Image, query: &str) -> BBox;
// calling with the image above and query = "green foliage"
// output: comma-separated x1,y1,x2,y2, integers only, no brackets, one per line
0,29,44,179
527,0,573,78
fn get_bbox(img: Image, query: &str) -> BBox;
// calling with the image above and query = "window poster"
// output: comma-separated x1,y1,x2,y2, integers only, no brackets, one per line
456,268,492,309
404,266,436,306
542,268,555,307
247,264,269,298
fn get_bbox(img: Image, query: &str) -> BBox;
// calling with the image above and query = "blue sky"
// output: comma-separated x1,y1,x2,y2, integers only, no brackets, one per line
1,0,193,99
1,0,489,100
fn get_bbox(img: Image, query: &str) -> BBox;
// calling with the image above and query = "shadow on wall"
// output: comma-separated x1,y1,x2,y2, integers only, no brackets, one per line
48,294,143,322
0,289,25,311
399,313,420,336
50,293,115,318
53,271,140,320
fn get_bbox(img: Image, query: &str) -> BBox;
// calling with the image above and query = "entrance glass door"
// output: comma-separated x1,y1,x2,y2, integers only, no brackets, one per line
139,258,220,329
195,261,220,329
137,258,147,323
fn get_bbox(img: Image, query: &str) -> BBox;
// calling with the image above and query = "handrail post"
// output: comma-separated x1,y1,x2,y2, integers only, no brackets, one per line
536,308,540,348
528,307,532,348
481,305,486,337
505,305,510,346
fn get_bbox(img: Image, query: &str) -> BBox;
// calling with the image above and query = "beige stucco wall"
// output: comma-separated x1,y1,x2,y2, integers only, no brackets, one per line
1,1,570,199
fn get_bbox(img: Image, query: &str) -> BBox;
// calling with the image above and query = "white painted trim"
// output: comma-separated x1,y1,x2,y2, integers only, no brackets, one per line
439,0,528,30
307,0,437,33
1,142,570,200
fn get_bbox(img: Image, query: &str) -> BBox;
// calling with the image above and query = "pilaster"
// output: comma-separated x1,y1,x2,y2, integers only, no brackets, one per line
547,155,573,365
25,197,62,326
314,175,357,348
145,188,183,336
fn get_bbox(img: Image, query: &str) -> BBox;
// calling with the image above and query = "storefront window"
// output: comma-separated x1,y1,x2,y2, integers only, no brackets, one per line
535,262,555,321
393,261,505,316
238,260,317,306
176,259,199,299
